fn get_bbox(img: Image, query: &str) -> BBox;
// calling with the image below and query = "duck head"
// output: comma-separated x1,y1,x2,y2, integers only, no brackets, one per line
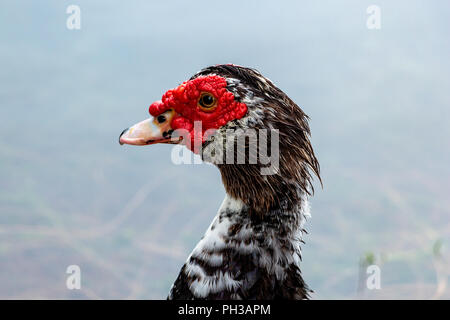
119,64,320,216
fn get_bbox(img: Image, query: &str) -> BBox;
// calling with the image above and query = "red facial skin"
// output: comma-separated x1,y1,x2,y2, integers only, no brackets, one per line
149,75,248,153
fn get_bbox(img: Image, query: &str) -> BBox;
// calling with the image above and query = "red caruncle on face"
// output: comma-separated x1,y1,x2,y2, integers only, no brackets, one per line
148,75,248,153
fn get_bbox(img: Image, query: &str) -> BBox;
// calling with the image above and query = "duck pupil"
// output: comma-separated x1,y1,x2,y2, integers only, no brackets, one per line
157,115,166,123
202,95,213,106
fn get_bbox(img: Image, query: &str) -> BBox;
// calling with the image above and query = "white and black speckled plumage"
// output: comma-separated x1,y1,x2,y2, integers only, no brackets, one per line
168,193,311,300
167,65,321,300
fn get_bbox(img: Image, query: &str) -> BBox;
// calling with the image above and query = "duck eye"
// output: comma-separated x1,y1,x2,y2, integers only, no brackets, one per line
198,93,217,111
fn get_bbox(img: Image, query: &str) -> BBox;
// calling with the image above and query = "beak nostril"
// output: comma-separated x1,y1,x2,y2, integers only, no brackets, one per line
119,115,180,146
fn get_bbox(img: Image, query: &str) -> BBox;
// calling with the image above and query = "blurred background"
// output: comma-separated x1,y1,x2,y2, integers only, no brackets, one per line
0,0,449,299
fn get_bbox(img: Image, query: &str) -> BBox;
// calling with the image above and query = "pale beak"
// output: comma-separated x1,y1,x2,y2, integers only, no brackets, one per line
119,109,181,146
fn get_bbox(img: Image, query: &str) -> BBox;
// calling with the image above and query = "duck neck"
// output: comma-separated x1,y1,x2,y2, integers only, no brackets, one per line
216,189,310,241
218,163,309,219
171,193,310,299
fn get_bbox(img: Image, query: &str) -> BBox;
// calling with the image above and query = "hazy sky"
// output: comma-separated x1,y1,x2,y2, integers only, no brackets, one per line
0,1,449,299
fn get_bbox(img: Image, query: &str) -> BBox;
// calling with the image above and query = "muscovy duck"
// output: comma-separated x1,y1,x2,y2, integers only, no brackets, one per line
119,64,321,299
